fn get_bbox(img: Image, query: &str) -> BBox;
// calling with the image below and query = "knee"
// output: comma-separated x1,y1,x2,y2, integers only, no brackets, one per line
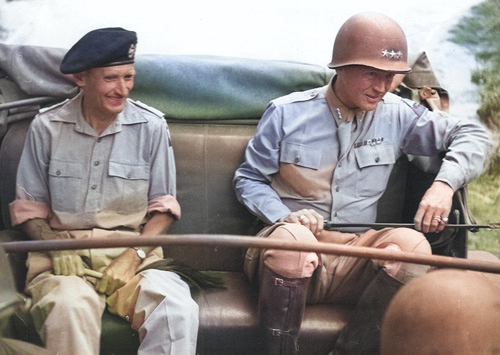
374,229,432,281
56,280,101,311
34,275,99,305
382,228,431,254
30,276,102,323
263,223,319,279
139,270,199,315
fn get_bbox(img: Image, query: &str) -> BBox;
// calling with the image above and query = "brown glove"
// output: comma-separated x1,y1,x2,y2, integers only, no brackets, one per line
49,234,85,277
22,219,85,277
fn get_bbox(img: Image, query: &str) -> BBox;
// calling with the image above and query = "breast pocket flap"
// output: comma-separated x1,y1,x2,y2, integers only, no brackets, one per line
354,144,395,168
281,142,322,170
109,161,149,180
48,160,83,178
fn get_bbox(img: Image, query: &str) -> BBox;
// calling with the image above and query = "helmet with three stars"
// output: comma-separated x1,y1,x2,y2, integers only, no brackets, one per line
328,12,411,74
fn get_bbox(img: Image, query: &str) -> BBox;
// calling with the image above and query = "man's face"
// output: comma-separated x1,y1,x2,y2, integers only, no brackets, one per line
334,66,396,111
77,64,135,119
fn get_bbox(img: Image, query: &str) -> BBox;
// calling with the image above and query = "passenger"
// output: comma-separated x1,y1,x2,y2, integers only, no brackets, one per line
233,12,491,355
381,251,500,355
9,28,198,355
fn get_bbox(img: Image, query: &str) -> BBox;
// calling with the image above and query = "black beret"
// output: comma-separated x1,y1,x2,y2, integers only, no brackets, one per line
60,27,137,74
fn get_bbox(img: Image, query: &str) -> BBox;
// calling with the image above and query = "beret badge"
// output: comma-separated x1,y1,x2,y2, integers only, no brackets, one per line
128,43,136,60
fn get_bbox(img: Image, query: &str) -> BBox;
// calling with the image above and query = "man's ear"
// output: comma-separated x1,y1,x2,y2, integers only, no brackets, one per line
71,72,86,87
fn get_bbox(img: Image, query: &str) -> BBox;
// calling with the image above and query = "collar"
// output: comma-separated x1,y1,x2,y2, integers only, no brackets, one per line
49,92,147,136
325,76,365,125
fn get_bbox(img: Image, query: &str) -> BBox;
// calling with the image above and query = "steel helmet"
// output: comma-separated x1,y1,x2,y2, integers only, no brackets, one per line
328,12,411,73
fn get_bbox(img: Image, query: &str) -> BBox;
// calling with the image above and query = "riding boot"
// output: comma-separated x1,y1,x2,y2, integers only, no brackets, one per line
332,269,403,355
259,266,310,355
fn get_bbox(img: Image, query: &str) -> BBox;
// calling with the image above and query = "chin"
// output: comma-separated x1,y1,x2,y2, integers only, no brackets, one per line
106,105,125,116
361,100,381,112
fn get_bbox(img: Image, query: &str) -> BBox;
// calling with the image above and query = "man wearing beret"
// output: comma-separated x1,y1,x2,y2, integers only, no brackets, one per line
9,28,199,355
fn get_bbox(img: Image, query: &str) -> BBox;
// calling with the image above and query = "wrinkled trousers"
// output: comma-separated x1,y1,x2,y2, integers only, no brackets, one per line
245,223,431,305
27,269,199,355
25,229,199,355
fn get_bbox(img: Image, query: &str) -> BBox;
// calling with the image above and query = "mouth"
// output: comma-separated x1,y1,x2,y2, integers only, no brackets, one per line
365,94,382,105
107,96,125,107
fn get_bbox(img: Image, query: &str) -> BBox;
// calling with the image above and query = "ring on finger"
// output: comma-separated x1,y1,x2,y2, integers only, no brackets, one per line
433,216,442,223
299,215,308,222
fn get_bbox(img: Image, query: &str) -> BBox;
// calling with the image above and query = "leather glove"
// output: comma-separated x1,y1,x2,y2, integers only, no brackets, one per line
21,220,85,277
49,249,85,276
49,230,85,276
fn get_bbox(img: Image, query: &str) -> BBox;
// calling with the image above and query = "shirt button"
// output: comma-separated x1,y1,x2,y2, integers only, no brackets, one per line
56,170,61,176
335,186,340,192
94,161,100,166
334,212,338,217
91,185,97,190
97,138,102,143
375,157,380,163
294,157,300,164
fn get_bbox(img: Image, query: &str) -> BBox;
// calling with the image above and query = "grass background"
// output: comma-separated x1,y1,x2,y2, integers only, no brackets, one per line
467,158,500,257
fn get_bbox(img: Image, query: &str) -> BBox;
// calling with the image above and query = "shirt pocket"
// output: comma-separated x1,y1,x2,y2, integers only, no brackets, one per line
354,144,396,198
280,141,322,170
48,160,83,213
105,161,150,213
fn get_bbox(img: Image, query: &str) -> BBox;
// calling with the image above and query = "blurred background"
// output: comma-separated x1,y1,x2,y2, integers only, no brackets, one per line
0,0,483,118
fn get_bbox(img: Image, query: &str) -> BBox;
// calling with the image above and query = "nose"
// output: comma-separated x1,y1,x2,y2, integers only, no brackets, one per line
115,78,132,95
373,76,391,93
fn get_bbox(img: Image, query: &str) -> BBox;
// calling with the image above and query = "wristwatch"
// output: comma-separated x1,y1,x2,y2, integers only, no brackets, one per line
132,247,146,260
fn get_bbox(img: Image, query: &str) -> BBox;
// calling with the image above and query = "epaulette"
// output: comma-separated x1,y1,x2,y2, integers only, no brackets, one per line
402,98,428,118
272,88,321,106
130,99,165,118
39,98,70,114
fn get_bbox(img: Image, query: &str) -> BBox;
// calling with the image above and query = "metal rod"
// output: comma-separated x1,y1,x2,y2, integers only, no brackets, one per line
0,96,62,112
323,221,499,231
2,234,500,274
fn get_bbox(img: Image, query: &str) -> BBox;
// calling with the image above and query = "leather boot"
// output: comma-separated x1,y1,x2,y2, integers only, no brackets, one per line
332,269,403,355
259,266,310,355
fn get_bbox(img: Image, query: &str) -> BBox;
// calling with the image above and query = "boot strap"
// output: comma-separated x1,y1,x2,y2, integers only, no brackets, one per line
273,276,300,288
270,328,294,337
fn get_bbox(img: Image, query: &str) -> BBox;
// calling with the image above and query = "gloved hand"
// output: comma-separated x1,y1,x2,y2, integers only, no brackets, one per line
48,230,84,277
49,249,85,276
22,219,85,277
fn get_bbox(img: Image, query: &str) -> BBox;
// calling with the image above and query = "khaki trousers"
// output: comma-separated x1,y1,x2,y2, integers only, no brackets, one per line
25,229,199,355
245,223,431,306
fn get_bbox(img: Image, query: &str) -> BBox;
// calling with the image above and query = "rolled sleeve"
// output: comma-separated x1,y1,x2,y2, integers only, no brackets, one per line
9,199,51,226
148,195,181,220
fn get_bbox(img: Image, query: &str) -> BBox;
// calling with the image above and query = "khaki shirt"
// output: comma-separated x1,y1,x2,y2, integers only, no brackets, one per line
10,92,180,231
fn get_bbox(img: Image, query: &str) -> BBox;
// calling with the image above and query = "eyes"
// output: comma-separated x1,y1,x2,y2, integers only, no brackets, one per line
103,74,135,83
364,70,395,82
